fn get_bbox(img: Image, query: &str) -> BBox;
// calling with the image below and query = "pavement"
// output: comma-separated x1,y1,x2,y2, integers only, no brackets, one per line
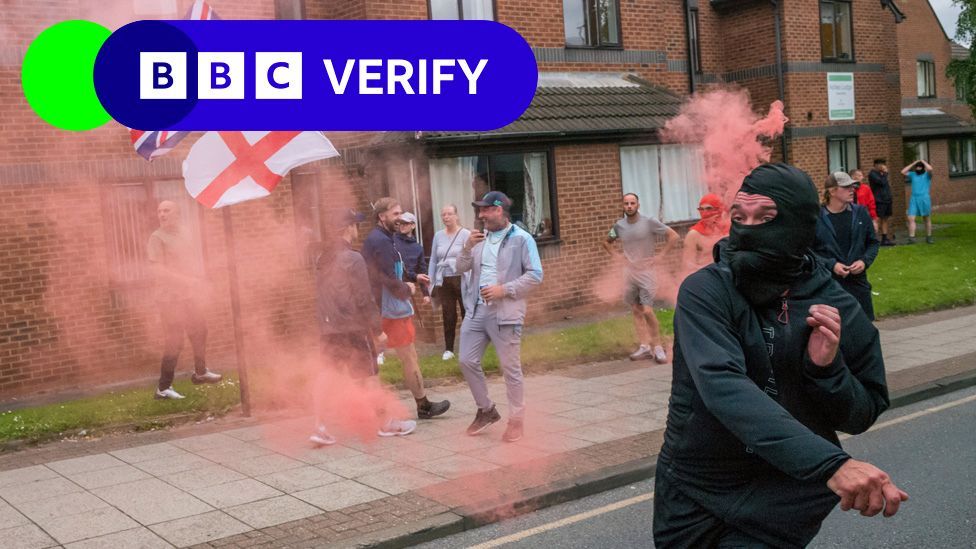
0,306,975,548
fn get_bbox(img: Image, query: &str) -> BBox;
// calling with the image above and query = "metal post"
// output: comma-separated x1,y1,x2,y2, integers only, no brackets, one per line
222,207,252,417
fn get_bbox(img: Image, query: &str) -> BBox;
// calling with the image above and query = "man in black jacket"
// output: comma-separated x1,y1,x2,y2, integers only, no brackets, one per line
310,209,417,445
868,158,895,246
654,164,907,548
814,172,881,320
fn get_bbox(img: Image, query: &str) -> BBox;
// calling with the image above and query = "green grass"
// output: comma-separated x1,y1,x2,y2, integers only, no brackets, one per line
0,378,240,444
4,213,974,445
870,213,976,317
378,310,674,385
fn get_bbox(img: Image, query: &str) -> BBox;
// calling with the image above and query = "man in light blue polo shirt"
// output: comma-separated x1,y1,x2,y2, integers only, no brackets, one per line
456,191,543,443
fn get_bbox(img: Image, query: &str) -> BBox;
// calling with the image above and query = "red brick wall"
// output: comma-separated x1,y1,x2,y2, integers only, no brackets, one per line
895,0,976,209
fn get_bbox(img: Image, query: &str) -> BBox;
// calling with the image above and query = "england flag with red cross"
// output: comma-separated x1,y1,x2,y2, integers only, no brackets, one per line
183,131,339,208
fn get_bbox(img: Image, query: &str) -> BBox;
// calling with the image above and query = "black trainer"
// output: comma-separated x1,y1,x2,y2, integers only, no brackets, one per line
466,405,501,435
502,419,524,443
417,398,451,419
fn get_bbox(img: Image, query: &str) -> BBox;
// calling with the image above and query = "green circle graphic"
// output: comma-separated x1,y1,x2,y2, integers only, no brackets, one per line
22,20,112,131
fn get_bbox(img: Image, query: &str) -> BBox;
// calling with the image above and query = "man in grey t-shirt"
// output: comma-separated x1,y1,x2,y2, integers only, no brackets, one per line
602,193,678,362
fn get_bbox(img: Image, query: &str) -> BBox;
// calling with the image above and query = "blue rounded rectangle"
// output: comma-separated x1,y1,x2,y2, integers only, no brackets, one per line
94,20,539,131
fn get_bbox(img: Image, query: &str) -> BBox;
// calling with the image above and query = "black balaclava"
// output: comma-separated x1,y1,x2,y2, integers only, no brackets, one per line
913,163,925,174
727,163,820,306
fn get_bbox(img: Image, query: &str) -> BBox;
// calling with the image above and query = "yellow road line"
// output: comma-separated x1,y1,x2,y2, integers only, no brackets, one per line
467,492,654,549
471,392,976,548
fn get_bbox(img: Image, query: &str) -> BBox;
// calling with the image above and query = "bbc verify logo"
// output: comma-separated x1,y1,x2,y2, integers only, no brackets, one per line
140,52,489,100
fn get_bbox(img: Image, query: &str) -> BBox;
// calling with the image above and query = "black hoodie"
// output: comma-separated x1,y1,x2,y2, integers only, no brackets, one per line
656,165,889,548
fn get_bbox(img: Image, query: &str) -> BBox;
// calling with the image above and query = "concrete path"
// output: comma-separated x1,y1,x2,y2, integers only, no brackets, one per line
0,306,973,548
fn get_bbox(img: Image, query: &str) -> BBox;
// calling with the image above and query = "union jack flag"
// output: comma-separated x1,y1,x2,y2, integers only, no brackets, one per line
126,1,220,161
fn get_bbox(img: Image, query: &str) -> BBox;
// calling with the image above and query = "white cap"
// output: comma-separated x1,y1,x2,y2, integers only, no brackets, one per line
399,212,417,224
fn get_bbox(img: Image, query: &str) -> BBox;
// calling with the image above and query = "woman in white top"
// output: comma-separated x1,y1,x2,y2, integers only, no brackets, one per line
427,205,471,360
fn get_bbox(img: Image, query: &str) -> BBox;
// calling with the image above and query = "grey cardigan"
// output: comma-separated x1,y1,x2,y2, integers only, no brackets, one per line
455,224,543,325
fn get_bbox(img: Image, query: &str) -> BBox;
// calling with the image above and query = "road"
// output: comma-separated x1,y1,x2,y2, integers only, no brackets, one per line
416,385,976,548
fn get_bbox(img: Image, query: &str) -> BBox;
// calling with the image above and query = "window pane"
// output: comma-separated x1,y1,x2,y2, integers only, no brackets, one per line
836,2,852,60
598,0,619,45
845,137,858,171
491,154,531,231
461,0,493,20
522,153,553,237
274,0,304,19
430,0,459,20
563,0,588,46
928,63,936,96
621,145,663,219
828,140,841,173
659,145,708,222
966,139,976,172
820,2,836,59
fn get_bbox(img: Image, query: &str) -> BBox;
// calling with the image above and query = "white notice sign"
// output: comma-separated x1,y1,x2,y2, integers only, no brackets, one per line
827,73,855,121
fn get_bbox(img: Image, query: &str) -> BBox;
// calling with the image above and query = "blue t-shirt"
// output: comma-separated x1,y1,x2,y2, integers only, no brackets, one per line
906,171,931,197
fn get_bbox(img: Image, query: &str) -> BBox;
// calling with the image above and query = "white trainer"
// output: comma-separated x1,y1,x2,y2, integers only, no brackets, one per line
309,426,337,446
653,345,668,364
378,419,417,437
629,345,653,361
442,350,455,361
376,352,385,366
154,387,185,400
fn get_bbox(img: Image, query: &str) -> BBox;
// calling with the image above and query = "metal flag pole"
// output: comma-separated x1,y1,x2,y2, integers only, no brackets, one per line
222,206,252,417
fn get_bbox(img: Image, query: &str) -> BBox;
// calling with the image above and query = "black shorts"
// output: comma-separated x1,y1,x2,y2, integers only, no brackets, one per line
320,333,377,379
875,200,893,218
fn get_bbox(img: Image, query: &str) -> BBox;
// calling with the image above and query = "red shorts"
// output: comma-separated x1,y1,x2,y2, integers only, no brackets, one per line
382,317,416,348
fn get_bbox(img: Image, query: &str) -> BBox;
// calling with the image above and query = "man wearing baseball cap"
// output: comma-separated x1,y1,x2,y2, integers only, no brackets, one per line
813,172,880,320
456,191,543,442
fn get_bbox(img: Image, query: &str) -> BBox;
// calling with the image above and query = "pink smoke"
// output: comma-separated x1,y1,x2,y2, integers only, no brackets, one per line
663,88,787,205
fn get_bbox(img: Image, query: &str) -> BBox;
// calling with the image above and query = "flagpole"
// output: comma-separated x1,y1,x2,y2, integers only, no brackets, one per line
222,207,252,417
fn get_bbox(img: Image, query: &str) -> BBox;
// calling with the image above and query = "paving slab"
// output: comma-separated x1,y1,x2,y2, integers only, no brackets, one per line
0,499,30,530
0,523,59,549
62,464,151,490
224,495,323,529
109,443,189,464
133,453,214,477
315,453,398,479
254,465,343,493
0,466,59,489
0,476,83,505
14,491,109,524
39,505,140,545
92,478,214,525
63,527,173,549
292,479,388,510
188,478,283,508
46,454,126,476
220,452,306,477
148,510,250,547
413,454,499,480
159,464,246,491
354,466,446,495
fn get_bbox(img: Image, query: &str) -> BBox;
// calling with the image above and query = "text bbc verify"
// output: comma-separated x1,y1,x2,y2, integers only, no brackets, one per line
141,53,489,100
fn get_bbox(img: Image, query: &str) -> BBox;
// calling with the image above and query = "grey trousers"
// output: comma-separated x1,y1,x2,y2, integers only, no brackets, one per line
459,305,525,419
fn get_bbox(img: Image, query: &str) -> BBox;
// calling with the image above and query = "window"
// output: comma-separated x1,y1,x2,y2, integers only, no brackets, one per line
291,171,321,267
563,0,621,48
274,0,304,19
820,1,853,61
903,141,929,165
689,8,703,74
429,0,494,20
101,179,203,305
619,145,708,223
956,76,968,102
949,137,976,175
428,152,555,240
827,136,858,174
917,60,936,98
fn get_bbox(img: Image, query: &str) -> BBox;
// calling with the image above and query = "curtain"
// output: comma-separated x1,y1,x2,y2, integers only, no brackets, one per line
659,145,707,223
462,0,494,20
620,145,662,219
428,156,478,233
522,152,550,236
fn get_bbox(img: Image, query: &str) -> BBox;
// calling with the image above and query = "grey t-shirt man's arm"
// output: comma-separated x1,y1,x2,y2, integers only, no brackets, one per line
608,215,670,263
147,227,204,301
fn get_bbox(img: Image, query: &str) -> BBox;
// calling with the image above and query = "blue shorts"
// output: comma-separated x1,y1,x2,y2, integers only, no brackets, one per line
907,195,931,217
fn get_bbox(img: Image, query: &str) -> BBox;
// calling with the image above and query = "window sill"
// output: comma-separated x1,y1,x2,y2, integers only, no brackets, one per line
949,171,976,178
821,57,856,63
917,95,937,99
535,237,562,246
564,44,624,51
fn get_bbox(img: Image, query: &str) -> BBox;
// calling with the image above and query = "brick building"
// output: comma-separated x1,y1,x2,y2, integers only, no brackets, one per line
896,0,976,211
1,0,911,399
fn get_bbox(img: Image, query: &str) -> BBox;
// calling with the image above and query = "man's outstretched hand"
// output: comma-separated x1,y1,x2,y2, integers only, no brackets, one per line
807,304,841,367
827,459,909,517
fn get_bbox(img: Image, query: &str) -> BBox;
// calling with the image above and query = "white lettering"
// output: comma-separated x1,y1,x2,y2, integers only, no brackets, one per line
457,59,488,94
432,59,455,95
358,59,383,95
323,59,355,94
387,59,415,94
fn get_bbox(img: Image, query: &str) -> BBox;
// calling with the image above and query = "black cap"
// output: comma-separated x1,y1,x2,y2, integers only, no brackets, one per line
472,191,512,209
330,208,365,228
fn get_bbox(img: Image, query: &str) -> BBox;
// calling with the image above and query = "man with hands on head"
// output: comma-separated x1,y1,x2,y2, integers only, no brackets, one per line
653,164,907,549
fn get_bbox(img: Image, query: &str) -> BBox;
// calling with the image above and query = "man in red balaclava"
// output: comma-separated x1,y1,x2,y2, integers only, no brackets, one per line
682,193,731,270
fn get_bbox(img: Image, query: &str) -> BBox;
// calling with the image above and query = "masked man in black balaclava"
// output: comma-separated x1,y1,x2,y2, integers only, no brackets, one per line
653,164,908,548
